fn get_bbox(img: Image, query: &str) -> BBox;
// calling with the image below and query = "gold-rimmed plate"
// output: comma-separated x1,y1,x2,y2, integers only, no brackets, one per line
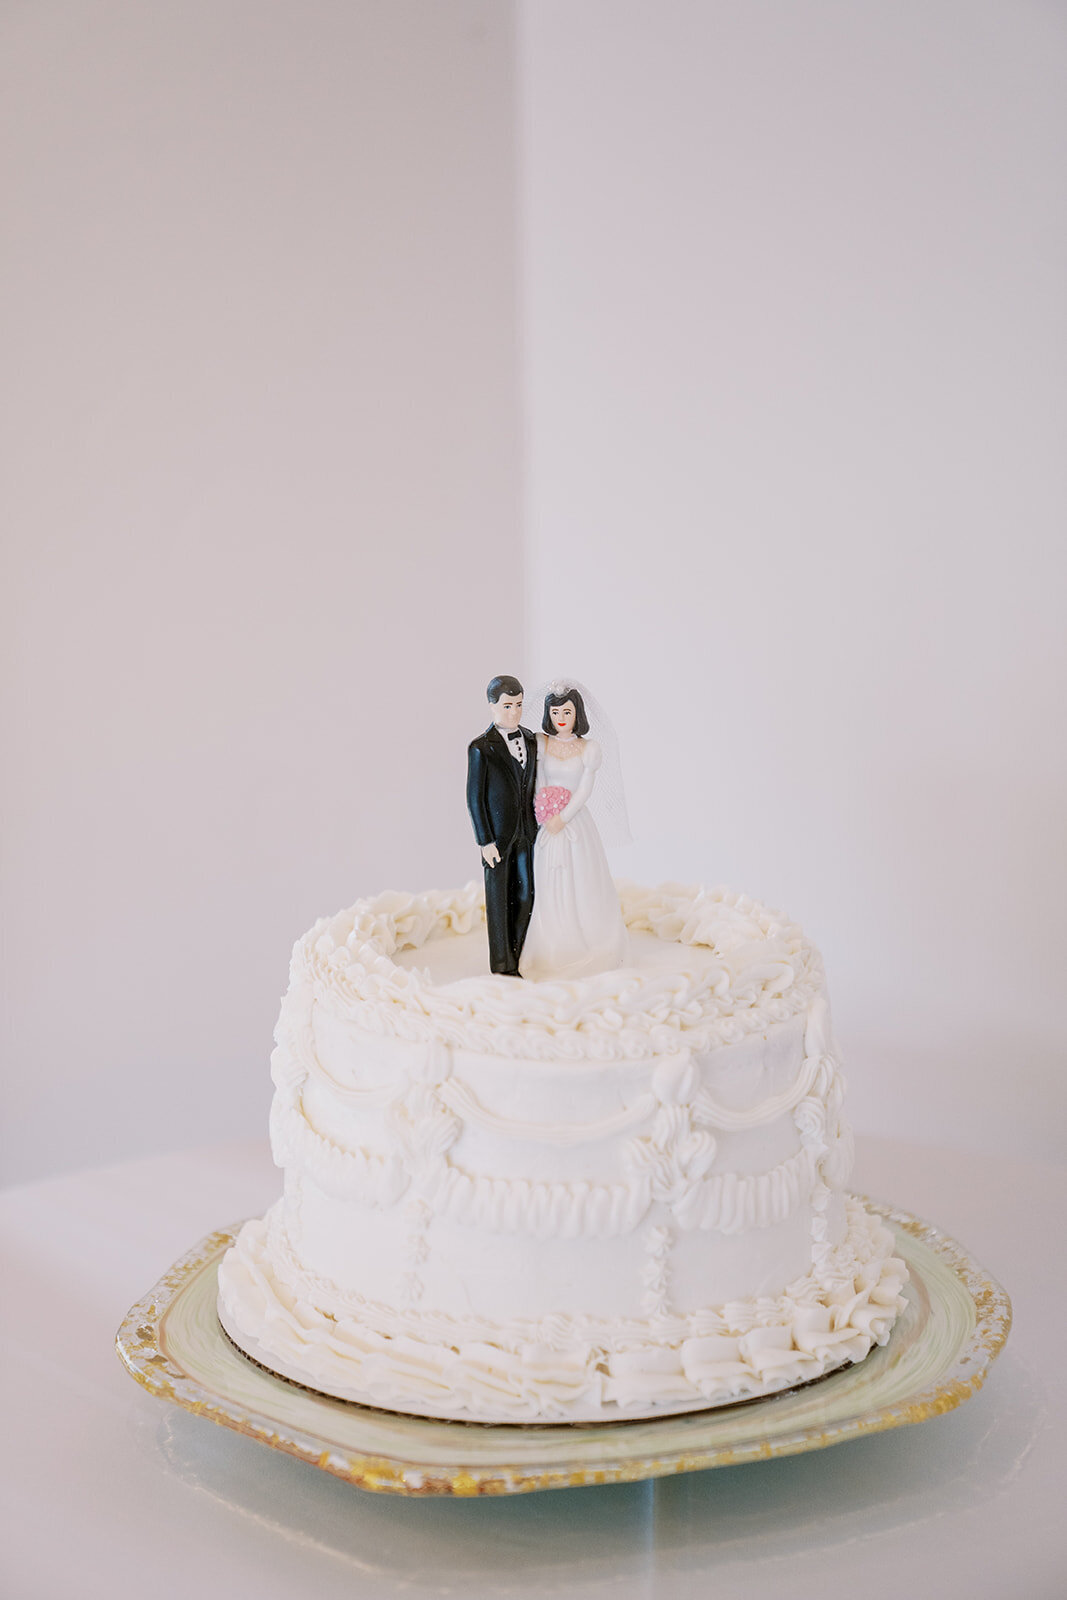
115,1197,1010,1497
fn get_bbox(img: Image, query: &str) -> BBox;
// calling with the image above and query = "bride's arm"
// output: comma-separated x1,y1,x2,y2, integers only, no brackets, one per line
558,739,600,823
535,730,546,785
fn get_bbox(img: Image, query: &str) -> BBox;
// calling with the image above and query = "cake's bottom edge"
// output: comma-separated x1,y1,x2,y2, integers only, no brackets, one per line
216,1313,871,1426
215,1202,909,1425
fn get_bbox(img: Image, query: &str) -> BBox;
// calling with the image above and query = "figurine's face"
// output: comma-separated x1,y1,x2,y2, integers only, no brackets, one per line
549,700,577,736
493,693,524,731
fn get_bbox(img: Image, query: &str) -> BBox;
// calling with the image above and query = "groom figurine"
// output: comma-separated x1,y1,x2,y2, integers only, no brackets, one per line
466,674,538,976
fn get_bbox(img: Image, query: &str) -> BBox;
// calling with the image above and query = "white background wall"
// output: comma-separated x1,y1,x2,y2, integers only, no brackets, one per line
1,0,521,1184
522,0,1067,1161
3,1,1064,1184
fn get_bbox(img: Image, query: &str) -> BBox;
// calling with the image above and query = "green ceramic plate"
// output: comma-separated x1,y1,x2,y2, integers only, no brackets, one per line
116,1196,1011,1496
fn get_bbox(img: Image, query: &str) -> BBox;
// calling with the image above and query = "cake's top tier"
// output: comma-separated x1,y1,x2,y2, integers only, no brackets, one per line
289,882,825,1063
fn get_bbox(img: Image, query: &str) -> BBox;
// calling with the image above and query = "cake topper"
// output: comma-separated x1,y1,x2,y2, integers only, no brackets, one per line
466,676,538,976
517,678,629,981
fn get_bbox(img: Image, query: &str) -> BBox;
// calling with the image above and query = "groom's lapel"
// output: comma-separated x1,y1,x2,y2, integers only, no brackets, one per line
521,729,537,794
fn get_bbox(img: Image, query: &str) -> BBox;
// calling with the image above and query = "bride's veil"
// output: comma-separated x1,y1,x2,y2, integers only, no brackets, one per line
526,677,632,848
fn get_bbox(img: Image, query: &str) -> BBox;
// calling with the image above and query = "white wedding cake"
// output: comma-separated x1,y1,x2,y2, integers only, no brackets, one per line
217,882,907,1422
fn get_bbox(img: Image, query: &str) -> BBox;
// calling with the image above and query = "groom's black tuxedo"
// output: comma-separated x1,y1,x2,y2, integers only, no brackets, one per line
466,724,538,976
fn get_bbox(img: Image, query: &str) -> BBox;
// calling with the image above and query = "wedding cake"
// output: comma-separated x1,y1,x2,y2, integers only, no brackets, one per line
216,881,908,1422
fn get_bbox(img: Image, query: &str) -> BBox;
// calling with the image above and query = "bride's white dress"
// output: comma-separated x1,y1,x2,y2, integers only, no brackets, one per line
518,735,628,981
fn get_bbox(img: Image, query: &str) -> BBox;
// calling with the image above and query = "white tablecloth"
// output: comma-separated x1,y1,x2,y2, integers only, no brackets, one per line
1,1136,1063,1599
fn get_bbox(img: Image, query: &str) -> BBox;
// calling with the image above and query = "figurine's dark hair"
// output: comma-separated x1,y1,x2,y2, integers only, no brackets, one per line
487,674,524,704
542,686,589,736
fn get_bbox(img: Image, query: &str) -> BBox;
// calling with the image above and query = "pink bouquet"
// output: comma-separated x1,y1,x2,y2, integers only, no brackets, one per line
534,785,571,825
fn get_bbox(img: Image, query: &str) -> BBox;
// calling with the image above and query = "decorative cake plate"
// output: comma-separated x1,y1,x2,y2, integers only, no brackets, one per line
115,1196,1011,1497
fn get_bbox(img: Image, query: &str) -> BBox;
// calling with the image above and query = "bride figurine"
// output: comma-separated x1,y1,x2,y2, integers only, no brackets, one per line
518,680,629,981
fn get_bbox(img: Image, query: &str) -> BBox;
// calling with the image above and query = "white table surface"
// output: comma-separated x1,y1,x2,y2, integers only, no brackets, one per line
1,1136,1063,1600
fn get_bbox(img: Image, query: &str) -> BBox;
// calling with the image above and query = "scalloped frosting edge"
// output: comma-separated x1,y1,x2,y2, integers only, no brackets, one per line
288,881,825,1060
217,1199,908,1423
266,995,852,1240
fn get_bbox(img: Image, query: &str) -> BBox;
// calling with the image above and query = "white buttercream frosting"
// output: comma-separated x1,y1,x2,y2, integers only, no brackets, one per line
217,882,907,1422
291,881,823,1059
218,1199,906,1421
